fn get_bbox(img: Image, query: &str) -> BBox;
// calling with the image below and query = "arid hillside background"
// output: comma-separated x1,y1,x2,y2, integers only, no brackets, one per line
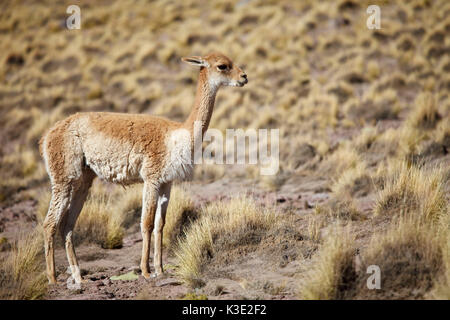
0,0,449,300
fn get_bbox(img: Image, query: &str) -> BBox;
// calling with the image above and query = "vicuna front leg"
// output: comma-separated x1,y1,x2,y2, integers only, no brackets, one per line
140,182,158,278
153,183,171,276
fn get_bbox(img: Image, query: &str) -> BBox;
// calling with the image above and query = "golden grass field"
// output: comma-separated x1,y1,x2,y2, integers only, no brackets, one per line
0,0,449,299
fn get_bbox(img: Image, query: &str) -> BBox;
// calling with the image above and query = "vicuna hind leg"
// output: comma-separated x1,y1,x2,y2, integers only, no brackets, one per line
153,183,171,277
140,182,158,278
43,184,71,284
59,171,95,284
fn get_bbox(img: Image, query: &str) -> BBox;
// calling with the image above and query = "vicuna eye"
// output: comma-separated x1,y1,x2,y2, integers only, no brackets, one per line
217,64,228,70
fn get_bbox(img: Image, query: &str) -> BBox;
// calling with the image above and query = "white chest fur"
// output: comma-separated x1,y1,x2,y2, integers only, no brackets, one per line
161,128,193,183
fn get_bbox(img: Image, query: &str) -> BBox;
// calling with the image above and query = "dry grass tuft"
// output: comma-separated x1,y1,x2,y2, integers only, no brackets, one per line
370,126,424,161
163,185,197,251
322,197,362,221
374,160,447,223
331,163,373,198
405,93,441,130
0,228,47,300
298,225,355,300
354,127,379,153
344,216,448,299
74,193,124,249
414,117,450,162
174,196,275,287
307,215,325,242
427,214,450,300
114,184,143,229
319,142,360,178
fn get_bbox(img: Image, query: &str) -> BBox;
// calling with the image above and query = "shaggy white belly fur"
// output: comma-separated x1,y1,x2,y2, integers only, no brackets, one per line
81,128,193,185
81,133,142,185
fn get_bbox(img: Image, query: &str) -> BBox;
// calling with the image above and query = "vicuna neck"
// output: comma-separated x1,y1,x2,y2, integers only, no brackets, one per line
184,67,219,139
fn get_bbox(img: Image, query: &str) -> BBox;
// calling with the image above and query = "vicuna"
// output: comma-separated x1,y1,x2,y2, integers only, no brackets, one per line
39,52,248,284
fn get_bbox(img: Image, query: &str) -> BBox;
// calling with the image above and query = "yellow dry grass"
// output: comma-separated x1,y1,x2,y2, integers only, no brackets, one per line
427,214,450,300
75,192,124,249
163,185,197,251
356,216,448,299
405,92,440,131
0,228,47,300
174,196,275,287
319,142,361,178
374,160,447,223
330,162,371,198
298,225,355,300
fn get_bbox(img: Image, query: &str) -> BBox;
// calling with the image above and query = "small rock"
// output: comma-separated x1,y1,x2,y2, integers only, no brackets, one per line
155,278,181,287
102,278,112,286
276,197,286,203
128,266,140,273
90,274,102,281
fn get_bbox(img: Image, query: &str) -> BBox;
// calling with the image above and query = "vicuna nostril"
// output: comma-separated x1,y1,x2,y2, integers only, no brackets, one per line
241,74,247,79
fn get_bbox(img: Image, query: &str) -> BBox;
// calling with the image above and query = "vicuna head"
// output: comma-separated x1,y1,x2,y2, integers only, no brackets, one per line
181,52,248,88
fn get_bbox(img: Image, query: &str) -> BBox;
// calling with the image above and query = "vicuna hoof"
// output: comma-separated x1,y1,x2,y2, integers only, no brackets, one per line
66,276,82,291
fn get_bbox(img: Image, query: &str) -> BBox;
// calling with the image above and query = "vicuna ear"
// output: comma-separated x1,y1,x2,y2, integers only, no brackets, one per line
181,56,209,67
